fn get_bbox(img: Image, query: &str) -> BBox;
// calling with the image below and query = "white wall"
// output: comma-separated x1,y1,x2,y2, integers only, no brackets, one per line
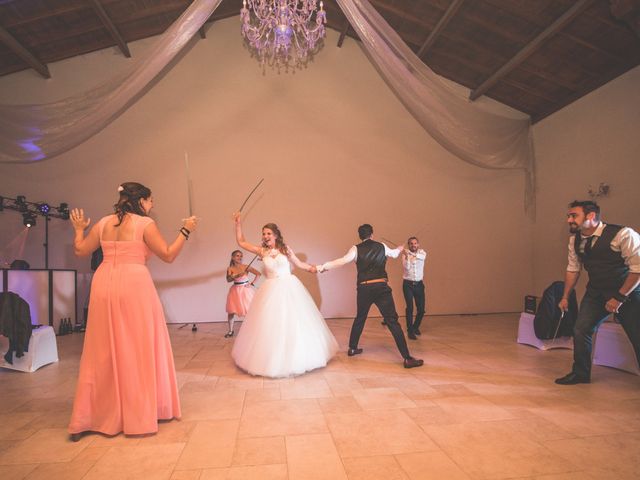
0,18,533,322
532,65,640,297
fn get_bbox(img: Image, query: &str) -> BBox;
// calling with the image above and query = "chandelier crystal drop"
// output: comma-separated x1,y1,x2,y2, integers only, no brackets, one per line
241,0,327,69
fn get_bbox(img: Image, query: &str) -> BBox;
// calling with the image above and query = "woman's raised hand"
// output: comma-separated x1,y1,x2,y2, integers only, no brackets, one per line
183,216,198,232
70,208,91,231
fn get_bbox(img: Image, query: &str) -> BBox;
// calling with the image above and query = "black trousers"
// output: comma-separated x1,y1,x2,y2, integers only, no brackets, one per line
402,280,425,333
349,282,411,359
572,289,640,379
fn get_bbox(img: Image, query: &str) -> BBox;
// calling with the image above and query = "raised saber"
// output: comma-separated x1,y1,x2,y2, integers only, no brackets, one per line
239,178,264,212
185,152,194,217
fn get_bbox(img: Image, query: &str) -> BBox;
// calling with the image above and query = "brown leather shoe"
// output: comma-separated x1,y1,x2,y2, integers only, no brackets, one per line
403,357,424,368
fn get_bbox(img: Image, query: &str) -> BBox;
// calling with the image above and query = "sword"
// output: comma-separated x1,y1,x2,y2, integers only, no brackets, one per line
549,310,565,347
239,178,264,213
185,152,194,217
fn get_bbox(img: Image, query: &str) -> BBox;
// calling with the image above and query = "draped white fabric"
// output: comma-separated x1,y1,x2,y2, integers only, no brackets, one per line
0,0,223,164
0,0,534,211
336,0,535,212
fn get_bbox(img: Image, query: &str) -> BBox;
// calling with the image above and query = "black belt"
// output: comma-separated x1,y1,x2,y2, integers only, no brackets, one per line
403,279,423,284
234,281,248,285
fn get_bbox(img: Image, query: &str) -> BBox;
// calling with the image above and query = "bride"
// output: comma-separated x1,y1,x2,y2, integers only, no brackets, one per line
231,212,338,377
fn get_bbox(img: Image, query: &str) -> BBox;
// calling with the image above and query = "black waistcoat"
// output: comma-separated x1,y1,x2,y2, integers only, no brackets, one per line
356,239,388,284
575,224,630,296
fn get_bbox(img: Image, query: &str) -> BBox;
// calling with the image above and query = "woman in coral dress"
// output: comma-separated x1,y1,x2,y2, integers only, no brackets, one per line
230,212,338,378
224,250,260,338
68,182,197,440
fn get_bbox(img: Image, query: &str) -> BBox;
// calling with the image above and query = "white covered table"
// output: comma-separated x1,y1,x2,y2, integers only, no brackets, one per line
1,325,59,372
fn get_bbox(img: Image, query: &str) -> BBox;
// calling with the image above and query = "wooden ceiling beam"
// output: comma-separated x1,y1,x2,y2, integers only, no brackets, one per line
469,0,595,101
417,0,465,57
90,0,131,58
610,0,640,37
0,26,50,78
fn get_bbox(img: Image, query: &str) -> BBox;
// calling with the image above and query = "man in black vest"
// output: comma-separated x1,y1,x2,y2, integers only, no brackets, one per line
555,200,640,385
318,224,423,368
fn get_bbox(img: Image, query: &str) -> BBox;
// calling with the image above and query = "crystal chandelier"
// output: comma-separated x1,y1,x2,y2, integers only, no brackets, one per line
240,0,327,69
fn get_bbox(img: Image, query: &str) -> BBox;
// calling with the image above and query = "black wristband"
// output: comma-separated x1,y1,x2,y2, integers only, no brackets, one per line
179,228,189,239
181,226,191,235
613,292,628,303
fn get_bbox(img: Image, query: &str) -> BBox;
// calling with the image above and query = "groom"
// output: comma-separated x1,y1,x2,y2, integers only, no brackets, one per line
317,224,424,368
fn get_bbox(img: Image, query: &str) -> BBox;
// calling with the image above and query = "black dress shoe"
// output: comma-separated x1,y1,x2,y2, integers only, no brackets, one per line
407,331,417,340
69,432,84,442
224,331,234,338
413,328,421,336
403,357,424,368
381,321,388,326
554,372,590,385
348,348,363,357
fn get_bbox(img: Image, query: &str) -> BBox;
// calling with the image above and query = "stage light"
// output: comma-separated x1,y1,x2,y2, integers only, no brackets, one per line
16,195,27,211
38,203,50,215
59,202,69,220
23,212,36,228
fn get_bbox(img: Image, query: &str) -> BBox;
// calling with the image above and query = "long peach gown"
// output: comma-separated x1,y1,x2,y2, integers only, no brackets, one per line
68,214,180,435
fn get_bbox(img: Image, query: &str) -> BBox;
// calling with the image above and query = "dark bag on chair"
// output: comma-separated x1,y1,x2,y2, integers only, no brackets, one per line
534,281,577,340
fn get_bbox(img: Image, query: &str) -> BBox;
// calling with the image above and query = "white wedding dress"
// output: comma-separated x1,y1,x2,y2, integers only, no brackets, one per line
231,250,338,378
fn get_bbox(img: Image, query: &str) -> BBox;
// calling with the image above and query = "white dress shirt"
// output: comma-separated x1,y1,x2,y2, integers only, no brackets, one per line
402,249,426,281
319,243,402,272
567,222,640,274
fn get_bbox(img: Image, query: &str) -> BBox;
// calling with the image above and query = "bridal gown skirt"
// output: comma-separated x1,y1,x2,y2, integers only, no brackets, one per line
231,275,338,378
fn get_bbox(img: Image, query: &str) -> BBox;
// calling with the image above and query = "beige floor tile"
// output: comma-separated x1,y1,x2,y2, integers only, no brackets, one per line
238,399,327,438
83,443,184,480
286,433,347,480
280,378,333,400
176,420,239,470
199,464,287,480
88,433,141,447
139,420,198,445
0,412,41,440
215,375,264,391
0,464,38,480
342,455,409,480
431,395,517,423
170,470,202,480
395,451,471,480
179,389,245,421
0,428,90,465
24,459,96,480
352,387,416,410
231,436,286,466
317,396,362,415
545,432,640,479
326,410,438,457
243,387,281,404
423,422,578,479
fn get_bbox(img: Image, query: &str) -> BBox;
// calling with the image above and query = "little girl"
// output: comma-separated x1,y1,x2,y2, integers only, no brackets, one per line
225,250,260,337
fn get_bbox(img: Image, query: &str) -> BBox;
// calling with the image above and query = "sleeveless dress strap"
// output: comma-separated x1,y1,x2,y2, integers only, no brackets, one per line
135,215,154,242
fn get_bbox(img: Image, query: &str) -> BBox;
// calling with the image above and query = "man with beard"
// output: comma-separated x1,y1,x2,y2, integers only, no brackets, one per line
317,224,424,368
402,237,427,340
555,200,640,385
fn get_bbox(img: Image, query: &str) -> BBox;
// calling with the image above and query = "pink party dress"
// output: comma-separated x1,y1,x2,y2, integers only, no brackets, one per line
225,273,255,316
68,214,181,436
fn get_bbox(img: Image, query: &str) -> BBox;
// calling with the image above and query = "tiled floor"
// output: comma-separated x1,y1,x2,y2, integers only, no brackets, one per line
1,314,639,479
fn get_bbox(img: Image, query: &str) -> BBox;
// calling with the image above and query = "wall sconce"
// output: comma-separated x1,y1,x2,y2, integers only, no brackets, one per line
588,182,610,199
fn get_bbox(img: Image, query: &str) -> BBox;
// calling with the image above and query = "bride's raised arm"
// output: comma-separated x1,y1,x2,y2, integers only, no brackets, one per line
233,212,263,256
287,247,317,273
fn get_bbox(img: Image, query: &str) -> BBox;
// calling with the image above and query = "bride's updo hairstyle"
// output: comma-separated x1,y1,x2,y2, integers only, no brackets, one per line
262,223,289,256
114,182,152,226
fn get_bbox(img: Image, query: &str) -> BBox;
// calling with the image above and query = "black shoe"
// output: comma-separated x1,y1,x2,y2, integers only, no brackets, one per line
69,432,84,442
381,321,388,326
224,331,234,338
554,372,590,385
408,331,417,340
403,357,424,368
348,348,363,357
413,328,421,336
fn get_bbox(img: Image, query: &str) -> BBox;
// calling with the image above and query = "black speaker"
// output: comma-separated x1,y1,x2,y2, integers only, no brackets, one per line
524,295,537,314
10,259,30,270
